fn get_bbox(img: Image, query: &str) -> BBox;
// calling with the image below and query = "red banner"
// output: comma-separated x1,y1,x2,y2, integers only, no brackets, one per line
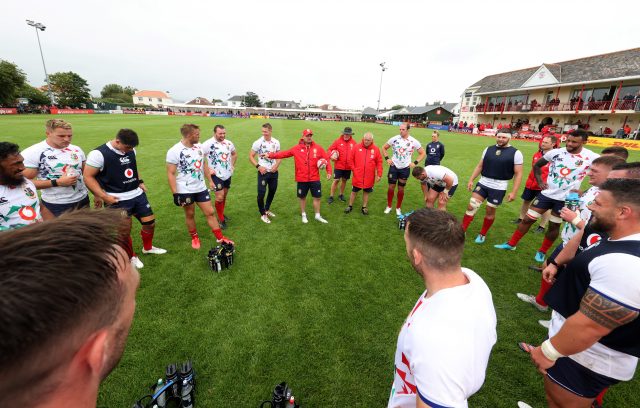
0,108,18,115
49,108,94,114
123,110,146,115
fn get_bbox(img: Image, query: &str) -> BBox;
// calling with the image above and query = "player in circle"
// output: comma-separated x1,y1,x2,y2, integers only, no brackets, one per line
382,123,426,216
249,123,281,224
166,124,233,249
327,126,357,204
84,129,166,269
0,142,42,231
202,124,237,229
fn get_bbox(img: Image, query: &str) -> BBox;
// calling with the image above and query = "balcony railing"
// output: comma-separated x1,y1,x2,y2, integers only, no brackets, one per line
475,98,640,114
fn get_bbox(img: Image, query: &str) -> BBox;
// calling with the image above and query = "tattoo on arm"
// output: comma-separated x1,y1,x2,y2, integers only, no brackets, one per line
580,288,640,330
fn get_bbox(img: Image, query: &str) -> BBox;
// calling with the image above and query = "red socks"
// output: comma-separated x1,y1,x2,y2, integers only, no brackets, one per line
535,277,553,307
479,217,495,236
462,214,474,231
508,230,525,247
141,228,154,251
396,190,405,209
189,229,198,238
215,201,225,222
538,237,555,254
212,228,223,240
121,235,134,258
386,188,394,207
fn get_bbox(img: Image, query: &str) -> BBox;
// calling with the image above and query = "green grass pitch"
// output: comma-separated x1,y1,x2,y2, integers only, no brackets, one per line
1,115,639,407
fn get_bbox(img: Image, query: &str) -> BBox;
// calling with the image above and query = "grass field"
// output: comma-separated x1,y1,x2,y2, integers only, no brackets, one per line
2,115,639,408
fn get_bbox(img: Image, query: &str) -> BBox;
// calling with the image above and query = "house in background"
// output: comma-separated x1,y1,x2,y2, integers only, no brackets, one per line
132,90,173,107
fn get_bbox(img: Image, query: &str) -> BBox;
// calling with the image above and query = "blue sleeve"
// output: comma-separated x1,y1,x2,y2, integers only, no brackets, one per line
440,143,445,160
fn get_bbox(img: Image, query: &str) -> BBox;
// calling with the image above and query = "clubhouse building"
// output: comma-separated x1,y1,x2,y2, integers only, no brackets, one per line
459,48,640,135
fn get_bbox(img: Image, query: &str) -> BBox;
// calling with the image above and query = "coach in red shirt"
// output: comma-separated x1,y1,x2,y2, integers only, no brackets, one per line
345,132,382,215
327,126,357,204
266,129,332,224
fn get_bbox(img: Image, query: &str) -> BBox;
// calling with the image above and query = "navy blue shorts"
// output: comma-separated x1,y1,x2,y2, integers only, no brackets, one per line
473,183,506,206
333,169,351,180
431,184,458,198
547,357,619,399
532,193,564,214
387,165,410,184
42,195,90,217
211,175,231,191
547,242,565,263
297,181,322,198
110,192,154,219
521,187,541,202
176,190,211,204
352,186,373,193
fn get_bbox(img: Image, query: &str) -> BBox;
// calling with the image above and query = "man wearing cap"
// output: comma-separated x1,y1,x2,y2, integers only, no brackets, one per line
264,129,332,224
345,132,382,215
382,123,426,216
327,127,357,204
462,129,524,243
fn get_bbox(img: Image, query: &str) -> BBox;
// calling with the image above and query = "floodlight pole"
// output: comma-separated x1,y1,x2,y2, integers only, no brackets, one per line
26,19,54,104
376,62,387,111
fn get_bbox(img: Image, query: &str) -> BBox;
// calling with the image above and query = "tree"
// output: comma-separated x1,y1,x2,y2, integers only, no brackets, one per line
101,84,124,98
18,85,50,105
0,60,27,106
123,86,137,96
49,72,92,107
391,104,405,110
243,91,262,107
265,101,274,108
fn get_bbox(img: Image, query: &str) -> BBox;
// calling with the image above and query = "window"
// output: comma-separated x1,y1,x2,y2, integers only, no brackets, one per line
138,97,142,101
148,98,152,102
157,98,162,102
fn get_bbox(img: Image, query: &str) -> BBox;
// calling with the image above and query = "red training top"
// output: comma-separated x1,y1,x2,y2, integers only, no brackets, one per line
350,142,383,189
328,136,357,170
269,139,332,182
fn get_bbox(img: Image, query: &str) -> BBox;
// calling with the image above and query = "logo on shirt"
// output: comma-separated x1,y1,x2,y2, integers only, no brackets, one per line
496,150,502,156
18,206,38,221
47,155,57,160
0,197,8,205
124,168,134,178
24,187,36,199
120,156,131,165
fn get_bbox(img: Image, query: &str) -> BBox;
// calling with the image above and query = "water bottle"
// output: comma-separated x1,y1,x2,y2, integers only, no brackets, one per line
153,378,166,408
180,361,194,408
165,363,179,399
286,395,296,408
565,191,581,211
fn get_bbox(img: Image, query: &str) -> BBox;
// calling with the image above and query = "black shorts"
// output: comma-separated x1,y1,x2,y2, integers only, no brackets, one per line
42,195,90,217
297,181,322,198
211,175,232,191
176,190,211,204
547,242,565,263
547,357,619,399
110,192,154,219
257,171,278,194
333,169,351,180
387,165,410,184
431,184,458,198
521,187,542,202
352,186,373,193
532,193,564,214
473,183,506,206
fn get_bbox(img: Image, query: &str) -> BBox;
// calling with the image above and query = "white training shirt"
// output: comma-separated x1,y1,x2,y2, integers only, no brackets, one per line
388,268,497,408
0,179,42,231
251,136,281,171
549,233,640,381
478,146,524,191
541,147,599,200
166,141,207,194
86,142,143,201
423,165,459,188
22,140,88,204
560,186,599,244
386,135,422,169
202,138,236,181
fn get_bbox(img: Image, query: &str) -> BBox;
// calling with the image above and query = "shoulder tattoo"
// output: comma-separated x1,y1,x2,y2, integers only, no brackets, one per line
580,287,639,330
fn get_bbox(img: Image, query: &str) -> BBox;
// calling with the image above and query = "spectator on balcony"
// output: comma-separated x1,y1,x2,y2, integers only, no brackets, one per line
531,99,538,110
624,124,632,137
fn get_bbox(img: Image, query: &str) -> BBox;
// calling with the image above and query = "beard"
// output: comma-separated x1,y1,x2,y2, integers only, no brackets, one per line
0,172,24,187
590,213,615,233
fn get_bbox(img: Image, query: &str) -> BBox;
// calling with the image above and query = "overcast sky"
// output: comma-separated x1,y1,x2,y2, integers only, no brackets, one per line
3,0,638,110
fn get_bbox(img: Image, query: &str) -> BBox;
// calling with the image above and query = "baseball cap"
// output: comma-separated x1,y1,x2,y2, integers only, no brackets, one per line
343,127,353,135
302,129,313,137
